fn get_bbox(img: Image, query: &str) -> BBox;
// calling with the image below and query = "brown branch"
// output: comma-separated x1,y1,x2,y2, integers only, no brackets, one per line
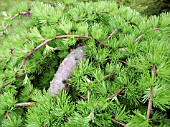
153,28,160,31
147,65,156,119
119,60,126,64
5,34,105,87
112,118,126,127
16,38,53,73
96,40,107,47
126,21,138,26
55,35,91,39
106,29,118,41
104,72,117,79
4,82,12,88
134,34,145,42
106,85,127,100
56,35,107,46
15,102,37,107
147,87,154,119
78,94,86,100
16,72,27,79
5,112,12,122
152,64,156,77
1,10,31,34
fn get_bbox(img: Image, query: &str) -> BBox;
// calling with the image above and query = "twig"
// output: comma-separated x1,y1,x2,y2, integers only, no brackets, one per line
147,65,156,119
126,21,138,26
5,34,105,87
152,64,156,77
16,38,53,73
112,118,126,127
16,72,26,79
88,88,90,103
56,35,106,46
56,35,91,39
15,102,36,107
1,10,31,33
134,34,145,42
104,72,117,79
78,94,86,100
119,60,126,64
106,29,118,41
5,112,12,122
106,85,127,100
147,87,153,119
4,82,12,88
153,28,160,31
88,111,94,117
96,40,107,47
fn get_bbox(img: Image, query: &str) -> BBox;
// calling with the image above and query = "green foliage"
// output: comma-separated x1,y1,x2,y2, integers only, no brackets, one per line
123,0,170,16
0,0,170,126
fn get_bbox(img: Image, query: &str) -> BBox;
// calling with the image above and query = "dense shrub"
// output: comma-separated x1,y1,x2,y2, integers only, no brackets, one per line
0,1,170,126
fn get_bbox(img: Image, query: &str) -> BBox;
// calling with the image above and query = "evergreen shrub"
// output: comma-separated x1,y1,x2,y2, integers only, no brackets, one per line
0,1,170,126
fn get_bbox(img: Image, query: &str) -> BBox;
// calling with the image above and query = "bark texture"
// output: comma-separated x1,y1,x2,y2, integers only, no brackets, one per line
48,46,85,96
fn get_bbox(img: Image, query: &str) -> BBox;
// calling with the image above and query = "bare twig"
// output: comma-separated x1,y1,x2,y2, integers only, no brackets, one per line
5,112,12,122
16,72,26,79
147,87,153,119
153,28,160,31
152,64,156,77
104,72,117,79
119,60,126,64
78,94,86,100
88,88,90,103
112,118,126,127
106,85,127,100
17,35,105,72
126,21,138,26
106,29,118,41
4,82,12,88
96,40,107,47
1,10,31,33
16,38,53,73
15,102,36,107
147,65,156,119
134,34,145,42
5,34,105,87
55,35,91,39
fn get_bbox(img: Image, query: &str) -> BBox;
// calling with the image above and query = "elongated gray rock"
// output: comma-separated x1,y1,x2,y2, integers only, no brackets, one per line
48,46,85,96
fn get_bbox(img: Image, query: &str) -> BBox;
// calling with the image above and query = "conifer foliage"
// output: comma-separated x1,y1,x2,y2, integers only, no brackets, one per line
0,1,170,126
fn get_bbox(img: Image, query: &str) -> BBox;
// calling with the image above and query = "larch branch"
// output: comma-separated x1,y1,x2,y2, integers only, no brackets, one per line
15,102,37,107
106,28,118,41
106,85,127,100
112,118,126,127
134,34,145,42
147,87,154,119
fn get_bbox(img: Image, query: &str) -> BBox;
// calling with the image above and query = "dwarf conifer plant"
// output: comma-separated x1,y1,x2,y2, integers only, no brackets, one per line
0,1,170,126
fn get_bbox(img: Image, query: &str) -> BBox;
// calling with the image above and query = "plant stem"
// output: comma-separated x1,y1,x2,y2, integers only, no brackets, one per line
5,112,12,122
5,34,106,87
106,85,127,100
147,64,156,119
112,118,126,127
147,87,153,119
88,88,90,103
15,102,37,107
134,34,145,42
106,28,118,41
